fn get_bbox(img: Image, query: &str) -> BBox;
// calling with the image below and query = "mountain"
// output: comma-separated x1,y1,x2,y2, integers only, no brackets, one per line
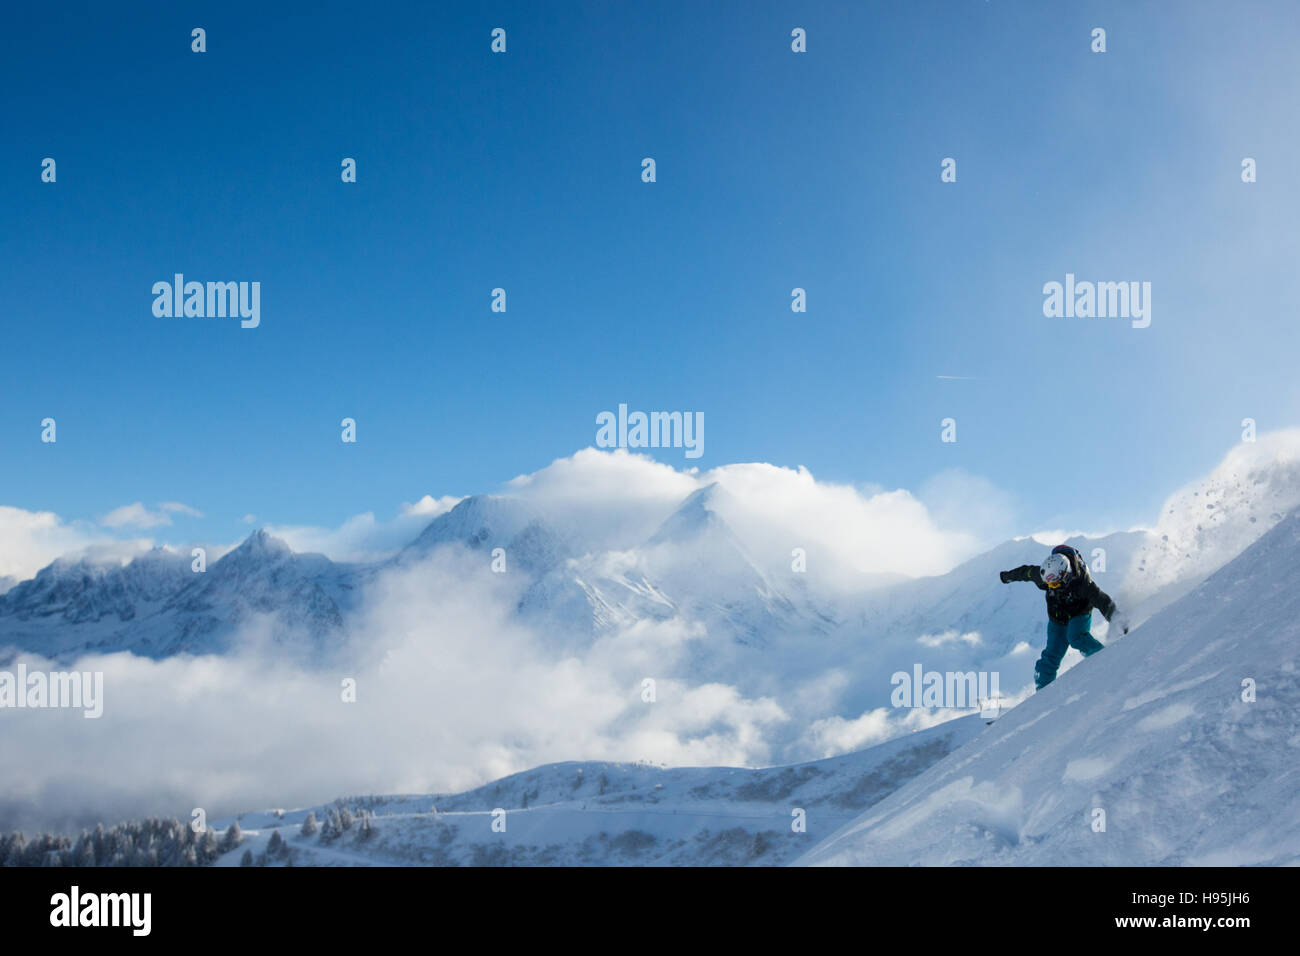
5,439,1299,726
0,530,358,660
151,530,360,657
797,509,1300,866
0,546,191,626
515,484,833,662
205,714,985,866
6,449,1300,853
1126,435,1300,613
396,493,579,580
641,484,818,647
400,494,538,558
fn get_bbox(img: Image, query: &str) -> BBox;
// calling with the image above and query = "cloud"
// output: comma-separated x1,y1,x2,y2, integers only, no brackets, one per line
505,449,1007,581
0,507,129,581
6,449,1013,586
0,549,793,833
916,631,983,648
918,469,1019,547
507,448,699,549
807,706,967,758
99,501,202,530
701,461,981,581
265,496,462,564
401,494,462,517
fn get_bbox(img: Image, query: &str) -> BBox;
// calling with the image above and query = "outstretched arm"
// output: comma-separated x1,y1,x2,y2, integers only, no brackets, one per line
1000,565,1044,588
1086,580,1128,632
1088,580,1119,623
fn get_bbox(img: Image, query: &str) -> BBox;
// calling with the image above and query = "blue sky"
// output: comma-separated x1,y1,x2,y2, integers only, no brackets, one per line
3,0,1299,550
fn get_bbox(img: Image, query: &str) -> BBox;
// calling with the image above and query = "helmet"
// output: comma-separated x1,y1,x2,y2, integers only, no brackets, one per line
1041,552,1072,590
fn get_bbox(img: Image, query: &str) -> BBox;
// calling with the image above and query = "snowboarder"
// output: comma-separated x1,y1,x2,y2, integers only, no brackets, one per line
999,544,1129,689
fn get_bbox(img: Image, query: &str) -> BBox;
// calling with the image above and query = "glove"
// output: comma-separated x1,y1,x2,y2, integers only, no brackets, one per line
999,570,1011,583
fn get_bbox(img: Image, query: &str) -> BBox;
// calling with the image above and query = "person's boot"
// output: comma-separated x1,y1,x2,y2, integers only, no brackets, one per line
1034,659,1056,690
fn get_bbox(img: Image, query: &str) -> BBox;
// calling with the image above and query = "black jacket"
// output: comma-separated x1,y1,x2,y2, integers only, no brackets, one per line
1002,550,1116,624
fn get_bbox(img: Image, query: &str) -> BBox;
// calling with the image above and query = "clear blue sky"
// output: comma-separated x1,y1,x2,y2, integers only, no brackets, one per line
3,0,1298,544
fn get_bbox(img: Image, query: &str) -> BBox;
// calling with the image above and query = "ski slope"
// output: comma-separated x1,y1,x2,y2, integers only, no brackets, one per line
798,511,1300,866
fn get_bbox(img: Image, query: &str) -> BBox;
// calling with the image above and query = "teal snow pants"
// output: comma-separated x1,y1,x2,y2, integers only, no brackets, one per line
1034,613,1104,689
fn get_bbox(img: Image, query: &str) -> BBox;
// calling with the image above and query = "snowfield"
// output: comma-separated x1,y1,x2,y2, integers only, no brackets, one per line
797,512,1300,866
214,715,983,866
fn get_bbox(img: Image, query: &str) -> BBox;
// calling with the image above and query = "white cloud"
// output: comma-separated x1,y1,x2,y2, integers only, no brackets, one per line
807,706,967,759
402,494,462,517
916,630,983,648
701,461,979,581
918,469,1019,547
0,549,794,832
99,501,203,530
0,507,136,581
507,448,699,549
265,496,462,564
504,449,1005,582
99,502,171,529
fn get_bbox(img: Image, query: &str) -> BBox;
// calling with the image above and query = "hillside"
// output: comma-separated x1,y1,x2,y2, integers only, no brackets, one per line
210,714,984,866
797,511,1300,866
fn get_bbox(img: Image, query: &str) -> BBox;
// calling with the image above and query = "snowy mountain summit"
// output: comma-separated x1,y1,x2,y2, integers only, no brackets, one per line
0,530,357,659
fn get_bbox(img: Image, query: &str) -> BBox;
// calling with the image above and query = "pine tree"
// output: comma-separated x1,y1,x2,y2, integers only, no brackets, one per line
73,835,94,867
318,809,343,844
300,812,318,837
220,821,243,853
198,828,218,864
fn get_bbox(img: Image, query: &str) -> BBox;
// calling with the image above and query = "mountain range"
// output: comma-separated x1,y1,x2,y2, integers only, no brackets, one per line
5,440,1300,722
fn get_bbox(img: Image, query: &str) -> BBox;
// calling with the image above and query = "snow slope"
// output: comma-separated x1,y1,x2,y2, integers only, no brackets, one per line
1127,431,1300,612
797,510,1300,866
214,715,984,866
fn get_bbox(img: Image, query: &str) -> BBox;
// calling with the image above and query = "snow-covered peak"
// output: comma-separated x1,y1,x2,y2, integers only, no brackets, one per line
644,483,734,547
225,528,294,563
0,545,191,627
403,494,535,555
